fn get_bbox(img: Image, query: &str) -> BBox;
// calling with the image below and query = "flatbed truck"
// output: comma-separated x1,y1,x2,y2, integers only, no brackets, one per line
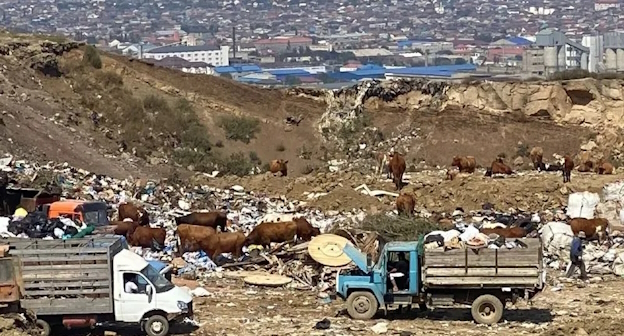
1,236,192,336
337,238,545,324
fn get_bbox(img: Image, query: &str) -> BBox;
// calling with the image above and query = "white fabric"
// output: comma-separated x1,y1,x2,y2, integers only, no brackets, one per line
566,192,600,219
0,217,9,234
125,281,138,293
389,272,404,279
459,225,480,242
481,222,506,229
425,230,461,243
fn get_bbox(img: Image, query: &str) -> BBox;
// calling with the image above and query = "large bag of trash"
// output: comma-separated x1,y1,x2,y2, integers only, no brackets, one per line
541,222,574,261
612,252,624,276
603,181,624,202
566,192,600,219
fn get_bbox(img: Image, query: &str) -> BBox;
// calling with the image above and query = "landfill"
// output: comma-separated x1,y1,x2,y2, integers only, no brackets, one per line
3,154,624,292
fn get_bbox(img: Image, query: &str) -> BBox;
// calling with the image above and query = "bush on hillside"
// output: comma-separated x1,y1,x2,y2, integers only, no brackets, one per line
218,115,260,144
83,45,102,69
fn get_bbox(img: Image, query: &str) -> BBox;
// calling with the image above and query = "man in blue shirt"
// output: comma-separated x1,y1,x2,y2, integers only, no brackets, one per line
566,231,588,280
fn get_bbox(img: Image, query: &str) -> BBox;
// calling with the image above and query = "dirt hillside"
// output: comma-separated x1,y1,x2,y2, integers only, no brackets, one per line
0,33,620,179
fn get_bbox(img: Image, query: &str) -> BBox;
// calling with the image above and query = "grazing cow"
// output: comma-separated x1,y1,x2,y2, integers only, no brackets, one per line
563,155,574,183
481,227,527,239
244,221,298,248
396,194,415,215
595,160,614,175
269,159,288,177
200,231,246,260
486,158,513,177
293,217,320,242
577,160,594,173
111,220,139,236
127,226,166,250
529,147,544,170
176,224,217,254
174,211,229,231
451,156,476,174
569,218,610,243
118,203,149,226
388,152,406,190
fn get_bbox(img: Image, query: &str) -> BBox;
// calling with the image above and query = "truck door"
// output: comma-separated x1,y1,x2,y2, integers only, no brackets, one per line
115,272,156,323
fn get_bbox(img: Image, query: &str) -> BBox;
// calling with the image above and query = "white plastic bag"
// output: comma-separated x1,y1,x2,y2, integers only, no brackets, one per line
566,192,600,219
540,222,574,261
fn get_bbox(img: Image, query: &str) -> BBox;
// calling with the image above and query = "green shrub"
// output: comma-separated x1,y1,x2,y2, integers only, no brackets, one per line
249,151,260,163
360,214,440,241
83,45,102,69
218,115,260,144
220,152,254,177
95,71,123,87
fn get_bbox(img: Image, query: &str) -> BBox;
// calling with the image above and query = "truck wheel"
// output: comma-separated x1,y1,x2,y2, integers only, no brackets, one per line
471,294,504,325
346,291,379,320
35,319,51,336
144,315,169,336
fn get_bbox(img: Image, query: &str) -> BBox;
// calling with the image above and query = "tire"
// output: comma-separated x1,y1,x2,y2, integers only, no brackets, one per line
346,291,379,320
471,294,504,325
144,315,169,336
35,319,51,336
418,303,427,312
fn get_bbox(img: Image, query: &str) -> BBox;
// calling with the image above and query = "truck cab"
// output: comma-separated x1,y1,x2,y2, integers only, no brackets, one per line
113,249,192,336
337,239,544,325
41,200,109,226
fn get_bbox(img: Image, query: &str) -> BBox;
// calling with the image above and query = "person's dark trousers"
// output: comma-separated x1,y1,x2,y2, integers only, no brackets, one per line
566,257,588,279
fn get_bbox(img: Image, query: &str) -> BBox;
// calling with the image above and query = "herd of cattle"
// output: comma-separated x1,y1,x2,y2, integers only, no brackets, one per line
110,203,321,260
105,148,616,261
380,146,616,191
388,146,616,244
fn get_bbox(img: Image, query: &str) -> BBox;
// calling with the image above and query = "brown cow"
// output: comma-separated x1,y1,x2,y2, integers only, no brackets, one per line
451,156,476,173
481,227,527,239
269,159,288,177
293,217,321,242
376,152,392,179
200,231,246,260
595,159,614,175
577,160,594,173
174,211,229,231
127,226,166,250
176,224,217,255
388,152,406,190
529,147,544,170
486,158,513,176
563,155,574,183
569,218,609,243
112,220,139,236
118,203,149,226
396,194,415,215
244,221,298,248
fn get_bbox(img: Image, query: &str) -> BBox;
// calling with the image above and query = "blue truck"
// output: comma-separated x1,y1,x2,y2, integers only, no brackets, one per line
337,238,545,325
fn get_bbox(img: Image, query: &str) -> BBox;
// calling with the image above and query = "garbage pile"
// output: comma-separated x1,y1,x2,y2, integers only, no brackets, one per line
0,210,92,239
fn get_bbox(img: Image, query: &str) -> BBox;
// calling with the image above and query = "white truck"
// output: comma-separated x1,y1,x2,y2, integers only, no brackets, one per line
1,235,193,336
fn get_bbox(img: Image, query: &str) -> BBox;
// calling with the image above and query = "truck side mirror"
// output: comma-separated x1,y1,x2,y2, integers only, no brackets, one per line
146,285,153,302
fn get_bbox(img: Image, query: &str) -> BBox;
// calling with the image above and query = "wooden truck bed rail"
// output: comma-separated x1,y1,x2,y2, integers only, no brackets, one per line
422,238,543,289
0,237,124,315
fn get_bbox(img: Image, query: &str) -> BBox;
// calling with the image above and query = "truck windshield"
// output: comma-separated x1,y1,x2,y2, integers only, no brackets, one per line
140,265,174,293
83,210,108,226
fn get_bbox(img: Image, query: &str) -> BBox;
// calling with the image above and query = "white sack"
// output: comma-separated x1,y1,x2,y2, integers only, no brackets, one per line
566,191,600,219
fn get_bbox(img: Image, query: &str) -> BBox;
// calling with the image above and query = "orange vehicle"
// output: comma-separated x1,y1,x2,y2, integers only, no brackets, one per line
40,200,109,226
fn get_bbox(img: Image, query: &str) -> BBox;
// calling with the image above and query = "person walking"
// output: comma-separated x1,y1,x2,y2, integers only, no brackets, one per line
566,231,588,280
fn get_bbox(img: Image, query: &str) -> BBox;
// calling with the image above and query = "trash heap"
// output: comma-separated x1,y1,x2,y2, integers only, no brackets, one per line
0,156,372,288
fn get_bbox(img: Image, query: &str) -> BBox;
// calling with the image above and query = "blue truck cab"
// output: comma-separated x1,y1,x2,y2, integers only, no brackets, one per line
337,238,544,325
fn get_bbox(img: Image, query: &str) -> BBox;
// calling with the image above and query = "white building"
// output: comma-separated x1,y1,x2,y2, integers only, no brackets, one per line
595,0,620,11
582,35,604,73
143,45,230,67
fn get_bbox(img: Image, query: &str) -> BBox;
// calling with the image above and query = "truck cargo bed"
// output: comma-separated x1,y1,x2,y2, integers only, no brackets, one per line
422,238,544,289
1,237,124,315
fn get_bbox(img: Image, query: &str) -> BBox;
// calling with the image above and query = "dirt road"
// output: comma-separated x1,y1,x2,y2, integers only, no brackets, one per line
174,274,624,336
